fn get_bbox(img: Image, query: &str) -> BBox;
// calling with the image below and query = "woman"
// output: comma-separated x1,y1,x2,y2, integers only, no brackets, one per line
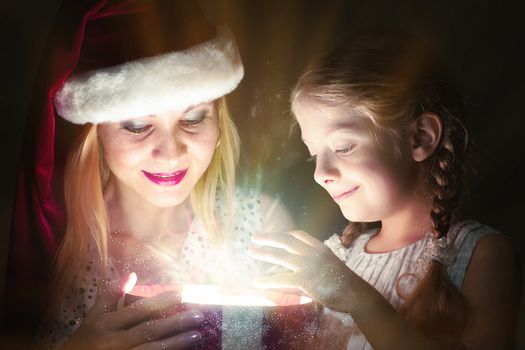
27,0,295,348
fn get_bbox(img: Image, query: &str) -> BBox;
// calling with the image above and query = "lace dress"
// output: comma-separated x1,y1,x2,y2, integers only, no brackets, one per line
320,220,497,350
42,188,268,349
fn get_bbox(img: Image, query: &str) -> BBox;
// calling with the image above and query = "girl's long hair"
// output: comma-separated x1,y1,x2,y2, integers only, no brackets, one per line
292,33,468,348
52,97,240,312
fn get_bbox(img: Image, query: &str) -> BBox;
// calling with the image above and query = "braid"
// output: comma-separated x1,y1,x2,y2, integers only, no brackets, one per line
398,110,469,348
340,221,374,248
427,114,468,238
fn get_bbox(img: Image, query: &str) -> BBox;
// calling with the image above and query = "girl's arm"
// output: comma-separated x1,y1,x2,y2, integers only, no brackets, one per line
250,230,458,350
460,234,521,349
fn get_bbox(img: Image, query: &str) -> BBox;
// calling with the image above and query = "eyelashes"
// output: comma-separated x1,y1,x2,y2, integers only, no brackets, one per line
335,145,355,155
179,117,207,129
120,122,153,134
306,145,356,162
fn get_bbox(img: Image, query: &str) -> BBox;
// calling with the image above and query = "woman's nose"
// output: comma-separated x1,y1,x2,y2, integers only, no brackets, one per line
313,153,340,186
151,129,185,160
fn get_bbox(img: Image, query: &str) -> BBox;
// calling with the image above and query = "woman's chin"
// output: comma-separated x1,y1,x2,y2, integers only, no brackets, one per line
145,194,190,208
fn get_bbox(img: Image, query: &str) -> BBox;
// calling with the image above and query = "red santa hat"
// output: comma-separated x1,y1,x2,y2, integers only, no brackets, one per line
53,0,244,124
4,0,243,334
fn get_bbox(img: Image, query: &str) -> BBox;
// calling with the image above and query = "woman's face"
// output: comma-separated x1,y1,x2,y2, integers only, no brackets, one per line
292,99,418,223
97,102,220,208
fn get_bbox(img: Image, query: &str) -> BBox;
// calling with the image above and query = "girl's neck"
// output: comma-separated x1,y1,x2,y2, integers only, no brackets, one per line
367,196,434,253
104,181,193,240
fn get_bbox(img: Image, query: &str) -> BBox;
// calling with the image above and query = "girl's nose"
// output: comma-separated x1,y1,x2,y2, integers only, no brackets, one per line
313,153,339,186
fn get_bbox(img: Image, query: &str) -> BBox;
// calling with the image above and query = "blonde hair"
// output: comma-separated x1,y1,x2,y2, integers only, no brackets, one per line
52,97,239,311
292,33,468,348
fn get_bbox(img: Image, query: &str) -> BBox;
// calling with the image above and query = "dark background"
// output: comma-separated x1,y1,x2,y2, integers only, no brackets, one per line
1,0,524,347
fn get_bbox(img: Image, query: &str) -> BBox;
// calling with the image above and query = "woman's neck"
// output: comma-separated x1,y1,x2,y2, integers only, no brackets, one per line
104,181,193,240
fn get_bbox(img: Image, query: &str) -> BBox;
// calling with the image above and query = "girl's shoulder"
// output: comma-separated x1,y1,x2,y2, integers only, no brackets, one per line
447,220,503,290
448,220,499,249
324,229,377,263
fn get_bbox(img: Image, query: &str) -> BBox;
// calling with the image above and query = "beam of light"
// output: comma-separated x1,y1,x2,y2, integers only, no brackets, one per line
181,284,312,306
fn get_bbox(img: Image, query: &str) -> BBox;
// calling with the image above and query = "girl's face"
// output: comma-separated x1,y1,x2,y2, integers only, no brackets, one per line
293,99,419,223
97,102,220,208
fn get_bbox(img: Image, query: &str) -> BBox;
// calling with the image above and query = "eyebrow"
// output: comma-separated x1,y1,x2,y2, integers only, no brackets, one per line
183,102,212,113
300,121,363,144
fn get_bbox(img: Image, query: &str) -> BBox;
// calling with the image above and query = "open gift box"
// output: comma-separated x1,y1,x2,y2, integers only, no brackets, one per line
125,284,320,349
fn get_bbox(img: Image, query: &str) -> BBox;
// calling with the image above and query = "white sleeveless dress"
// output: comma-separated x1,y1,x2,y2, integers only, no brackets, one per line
321,220,497,350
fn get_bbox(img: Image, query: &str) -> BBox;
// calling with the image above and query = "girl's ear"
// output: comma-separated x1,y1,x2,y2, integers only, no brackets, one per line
411,112,443,162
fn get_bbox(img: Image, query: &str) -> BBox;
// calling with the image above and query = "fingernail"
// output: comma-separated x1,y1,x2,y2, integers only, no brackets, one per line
187,309,204,320
182,330,202,344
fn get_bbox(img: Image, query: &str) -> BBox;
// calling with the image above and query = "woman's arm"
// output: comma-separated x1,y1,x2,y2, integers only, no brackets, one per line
460,234,521,349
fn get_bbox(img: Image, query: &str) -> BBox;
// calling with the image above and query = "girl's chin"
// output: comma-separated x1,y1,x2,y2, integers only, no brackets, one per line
340,207,378,223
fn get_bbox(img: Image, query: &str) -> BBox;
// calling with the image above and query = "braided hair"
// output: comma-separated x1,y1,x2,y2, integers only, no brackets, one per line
291,32,469,348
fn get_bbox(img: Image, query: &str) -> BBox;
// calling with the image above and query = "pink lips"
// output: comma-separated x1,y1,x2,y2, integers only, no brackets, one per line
332,186,359,202
142,169,187,186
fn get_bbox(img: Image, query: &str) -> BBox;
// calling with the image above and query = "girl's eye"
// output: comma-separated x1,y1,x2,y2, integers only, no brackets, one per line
335,145,355,155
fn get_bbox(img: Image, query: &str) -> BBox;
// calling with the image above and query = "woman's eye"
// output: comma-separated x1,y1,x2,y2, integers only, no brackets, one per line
121,123,153,134
335,145,355,155
179,118,205,128
180,108,211,129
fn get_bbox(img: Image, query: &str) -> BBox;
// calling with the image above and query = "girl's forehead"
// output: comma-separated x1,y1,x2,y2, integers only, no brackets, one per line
294,99,370,131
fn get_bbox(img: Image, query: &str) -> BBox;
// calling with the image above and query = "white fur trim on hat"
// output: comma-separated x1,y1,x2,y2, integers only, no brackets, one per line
54,27,243,124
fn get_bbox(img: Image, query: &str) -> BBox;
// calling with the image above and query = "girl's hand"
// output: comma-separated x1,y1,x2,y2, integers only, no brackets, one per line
250,230,358,314
62,279,203,350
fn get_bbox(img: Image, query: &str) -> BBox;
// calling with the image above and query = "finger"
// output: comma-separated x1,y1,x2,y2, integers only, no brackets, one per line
249,245,304,271
252,231,316,256
131,330,202,350
125,310,204,348
104,291,181,329
289,230,327,250
87,278,121,320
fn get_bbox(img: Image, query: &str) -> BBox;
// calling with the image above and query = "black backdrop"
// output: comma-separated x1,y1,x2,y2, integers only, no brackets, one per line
1,0,524,347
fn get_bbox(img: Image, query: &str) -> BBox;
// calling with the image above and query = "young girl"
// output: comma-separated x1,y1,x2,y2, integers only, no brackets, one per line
250,33,521,349
8,0,293,348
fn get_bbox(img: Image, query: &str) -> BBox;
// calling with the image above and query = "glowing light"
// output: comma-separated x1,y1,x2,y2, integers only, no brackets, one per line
181,284,312,306
122,272,138,294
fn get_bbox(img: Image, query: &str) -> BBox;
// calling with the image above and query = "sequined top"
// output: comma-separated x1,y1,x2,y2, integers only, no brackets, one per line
41,188,271,349
320,220,497,350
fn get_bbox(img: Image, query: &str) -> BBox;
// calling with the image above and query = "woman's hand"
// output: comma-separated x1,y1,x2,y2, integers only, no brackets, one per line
62,280,203,350
249,230,359,314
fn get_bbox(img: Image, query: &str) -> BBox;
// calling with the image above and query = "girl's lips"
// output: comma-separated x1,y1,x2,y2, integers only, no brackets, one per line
332,186,359,202
142,169,187,186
